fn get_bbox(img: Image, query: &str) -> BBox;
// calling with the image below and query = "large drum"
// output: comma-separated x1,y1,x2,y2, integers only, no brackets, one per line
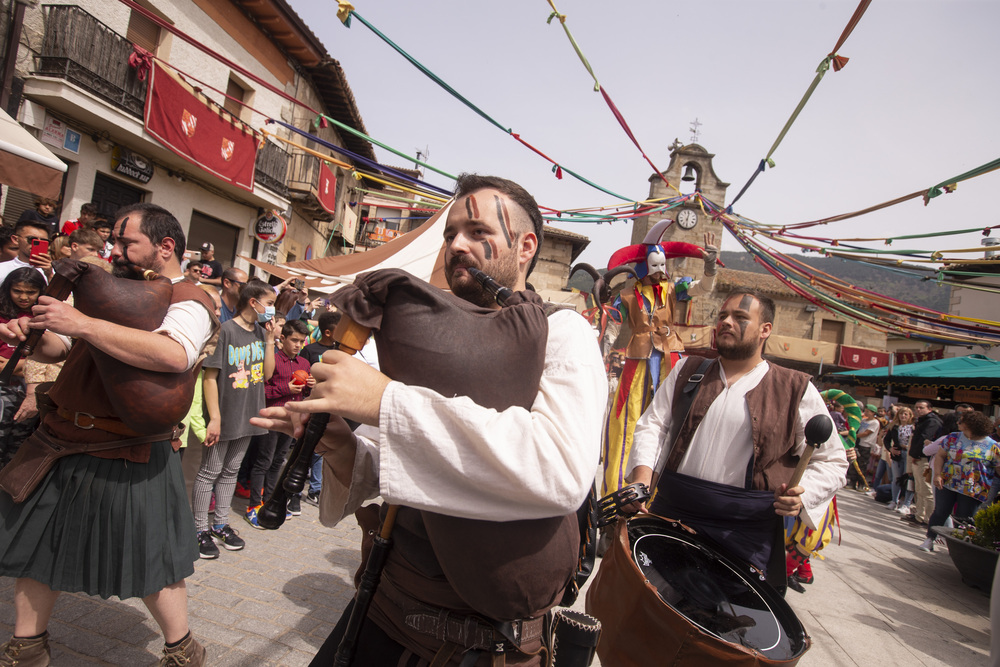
587,514,810,666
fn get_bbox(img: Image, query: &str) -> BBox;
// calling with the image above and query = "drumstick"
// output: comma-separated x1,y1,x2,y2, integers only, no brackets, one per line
787,414,834,489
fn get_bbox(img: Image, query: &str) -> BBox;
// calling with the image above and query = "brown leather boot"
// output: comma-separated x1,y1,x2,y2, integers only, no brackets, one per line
0,632,51,667
158,634,205,667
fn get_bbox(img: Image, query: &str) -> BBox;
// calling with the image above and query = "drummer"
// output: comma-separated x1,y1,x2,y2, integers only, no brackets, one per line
627,289,846,589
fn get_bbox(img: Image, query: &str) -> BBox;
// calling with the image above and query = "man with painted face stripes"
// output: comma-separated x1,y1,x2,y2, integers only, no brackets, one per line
626,289,847,590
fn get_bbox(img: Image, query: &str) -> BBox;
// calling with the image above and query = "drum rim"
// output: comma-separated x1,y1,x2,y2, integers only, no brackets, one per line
625,513,809,658
632,532,785,653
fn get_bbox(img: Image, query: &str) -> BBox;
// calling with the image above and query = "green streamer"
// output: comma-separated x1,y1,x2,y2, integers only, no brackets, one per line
925,156,1000,201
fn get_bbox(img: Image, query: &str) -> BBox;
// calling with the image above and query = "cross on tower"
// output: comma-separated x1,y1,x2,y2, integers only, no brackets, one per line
689,118,702,144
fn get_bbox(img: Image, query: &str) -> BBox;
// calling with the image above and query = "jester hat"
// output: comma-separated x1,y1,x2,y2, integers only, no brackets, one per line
607,218,707,278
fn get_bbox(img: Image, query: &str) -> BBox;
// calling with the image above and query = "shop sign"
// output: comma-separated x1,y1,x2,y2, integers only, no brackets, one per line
111,146,153,183
40,116,66,148
253,210,287,243
261,242,279,265
953,389,991,404
367,227,400,244
905,386,937,400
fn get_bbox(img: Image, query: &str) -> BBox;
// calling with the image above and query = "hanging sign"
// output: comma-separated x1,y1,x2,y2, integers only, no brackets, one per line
253,210,287,243
111,146,154,183
953,389,991,404
905,386,938,400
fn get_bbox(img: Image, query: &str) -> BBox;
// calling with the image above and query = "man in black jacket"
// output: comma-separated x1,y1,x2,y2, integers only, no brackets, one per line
906,400,943,524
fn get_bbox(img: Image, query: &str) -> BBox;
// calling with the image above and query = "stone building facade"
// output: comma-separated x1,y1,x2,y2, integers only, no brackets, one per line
0,0,373,273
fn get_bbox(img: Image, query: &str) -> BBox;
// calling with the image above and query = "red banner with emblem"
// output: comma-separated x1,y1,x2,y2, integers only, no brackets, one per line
144,62,258,192
894,348,945,365
317,163,337,214
838,345,890,370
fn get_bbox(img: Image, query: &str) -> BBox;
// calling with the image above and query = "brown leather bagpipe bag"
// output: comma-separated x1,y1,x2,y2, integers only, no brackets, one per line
0,259,199,501
45,258,197,434
586,514,810,666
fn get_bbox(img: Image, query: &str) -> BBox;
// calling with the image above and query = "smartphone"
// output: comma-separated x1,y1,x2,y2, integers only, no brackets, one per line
293,278,305,290
30,239,49,257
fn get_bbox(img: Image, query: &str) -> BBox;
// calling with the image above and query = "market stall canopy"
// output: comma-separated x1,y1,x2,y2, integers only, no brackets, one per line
823,354,1000,392
0,108,66,199
243,202,452,294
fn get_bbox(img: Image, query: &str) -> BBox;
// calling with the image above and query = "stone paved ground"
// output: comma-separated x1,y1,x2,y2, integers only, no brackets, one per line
0,460,993,665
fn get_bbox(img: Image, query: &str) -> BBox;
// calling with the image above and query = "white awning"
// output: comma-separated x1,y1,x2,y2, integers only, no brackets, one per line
0,108,67,199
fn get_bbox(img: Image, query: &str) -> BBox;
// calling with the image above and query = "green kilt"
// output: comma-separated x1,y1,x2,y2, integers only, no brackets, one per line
0,440,197,599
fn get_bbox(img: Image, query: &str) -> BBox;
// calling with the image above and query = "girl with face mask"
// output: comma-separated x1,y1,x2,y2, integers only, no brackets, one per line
191,279,276,559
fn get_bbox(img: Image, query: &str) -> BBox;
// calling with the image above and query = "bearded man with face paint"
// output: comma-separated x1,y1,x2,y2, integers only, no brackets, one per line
600,232,719,498
252,174,606,666
0,203,220,666
624,289,847,591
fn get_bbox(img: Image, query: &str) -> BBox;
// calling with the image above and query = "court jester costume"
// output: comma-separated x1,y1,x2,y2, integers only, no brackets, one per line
599,221,717,496
785,388,860,587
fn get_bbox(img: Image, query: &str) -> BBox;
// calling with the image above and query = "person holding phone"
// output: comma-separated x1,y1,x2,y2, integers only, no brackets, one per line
0,221,51,286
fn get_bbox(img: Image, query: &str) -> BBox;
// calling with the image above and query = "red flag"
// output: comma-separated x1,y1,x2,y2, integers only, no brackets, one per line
145,62,258,192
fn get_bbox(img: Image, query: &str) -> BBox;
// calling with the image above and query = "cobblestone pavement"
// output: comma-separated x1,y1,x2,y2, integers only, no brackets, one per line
0,473,992,665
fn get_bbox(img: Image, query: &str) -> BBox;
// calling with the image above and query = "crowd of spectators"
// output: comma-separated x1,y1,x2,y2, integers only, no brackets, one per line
841,397,1000,554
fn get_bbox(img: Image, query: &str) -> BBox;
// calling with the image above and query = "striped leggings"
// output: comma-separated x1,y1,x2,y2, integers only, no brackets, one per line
191,435,252,533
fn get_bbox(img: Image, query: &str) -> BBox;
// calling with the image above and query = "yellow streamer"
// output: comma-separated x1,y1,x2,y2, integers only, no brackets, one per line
353,171,450,203
337,0,355,25
261,129,353,170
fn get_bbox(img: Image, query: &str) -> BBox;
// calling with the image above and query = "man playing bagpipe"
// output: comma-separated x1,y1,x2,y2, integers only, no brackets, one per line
252,174,607,666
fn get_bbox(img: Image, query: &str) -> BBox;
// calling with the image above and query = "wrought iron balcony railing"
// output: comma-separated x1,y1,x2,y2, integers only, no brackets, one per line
255,140,290,198
36,5,147,118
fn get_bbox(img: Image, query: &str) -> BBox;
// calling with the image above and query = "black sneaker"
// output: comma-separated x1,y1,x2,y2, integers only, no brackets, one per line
303,491,320,507
198,531,220,559
211,524,246,551
287,495,302,516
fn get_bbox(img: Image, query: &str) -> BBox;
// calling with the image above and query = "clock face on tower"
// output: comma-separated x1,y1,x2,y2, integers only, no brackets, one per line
676,209,698,230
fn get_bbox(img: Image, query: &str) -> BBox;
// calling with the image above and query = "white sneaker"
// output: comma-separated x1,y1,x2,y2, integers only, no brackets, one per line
886,501,897,510
897,505,912,515
918,538,934,552
865,490,877,498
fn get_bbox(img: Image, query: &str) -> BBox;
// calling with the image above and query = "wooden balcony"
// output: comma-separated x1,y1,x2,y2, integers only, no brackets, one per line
36,5,147,118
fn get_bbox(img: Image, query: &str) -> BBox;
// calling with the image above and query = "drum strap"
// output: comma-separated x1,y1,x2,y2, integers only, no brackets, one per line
659,356,714,476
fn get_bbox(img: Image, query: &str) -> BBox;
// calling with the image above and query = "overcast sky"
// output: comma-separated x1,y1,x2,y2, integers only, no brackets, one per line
289,0,1000,269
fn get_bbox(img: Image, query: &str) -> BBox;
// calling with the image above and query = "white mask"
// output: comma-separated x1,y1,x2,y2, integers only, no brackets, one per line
646,250,667,277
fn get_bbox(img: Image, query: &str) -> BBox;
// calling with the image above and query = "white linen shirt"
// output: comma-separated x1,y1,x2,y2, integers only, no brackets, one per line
320,308,606,524
628,357,847,530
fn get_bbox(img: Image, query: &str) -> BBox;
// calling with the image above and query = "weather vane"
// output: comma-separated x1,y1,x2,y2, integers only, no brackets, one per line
689,118,702,144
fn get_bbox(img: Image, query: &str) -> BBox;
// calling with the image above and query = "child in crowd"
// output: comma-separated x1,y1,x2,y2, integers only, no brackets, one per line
60,202,97,235
0,268,45,466
299,310,342,506
245,319,313,527
92,218,114,261
67,228,103,259
16,197,59,237
192,280,275,559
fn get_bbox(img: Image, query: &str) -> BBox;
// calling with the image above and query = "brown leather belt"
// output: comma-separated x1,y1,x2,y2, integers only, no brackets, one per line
379,577,545,652
56,408,143,437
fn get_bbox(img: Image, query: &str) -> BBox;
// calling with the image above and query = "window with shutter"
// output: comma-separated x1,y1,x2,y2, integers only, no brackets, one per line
223,78,245,119
126,9,160,53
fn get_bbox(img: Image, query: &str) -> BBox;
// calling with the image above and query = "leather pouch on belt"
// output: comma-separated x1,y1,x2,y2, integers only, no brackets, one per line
0,427,168,503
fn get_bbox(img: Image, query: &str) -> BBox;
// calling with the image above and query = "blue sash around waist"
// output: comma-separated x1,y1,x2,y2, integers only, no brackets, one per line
650,469,781,575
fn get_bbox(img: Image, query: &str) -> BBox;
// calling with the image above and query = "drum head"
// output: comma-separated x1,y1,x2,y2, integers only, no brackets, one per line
628,516,807,661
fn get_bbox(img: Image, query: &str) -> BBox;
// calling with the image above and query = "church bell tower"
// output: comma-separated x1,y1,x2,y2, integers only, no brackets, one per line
631,141,730,281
